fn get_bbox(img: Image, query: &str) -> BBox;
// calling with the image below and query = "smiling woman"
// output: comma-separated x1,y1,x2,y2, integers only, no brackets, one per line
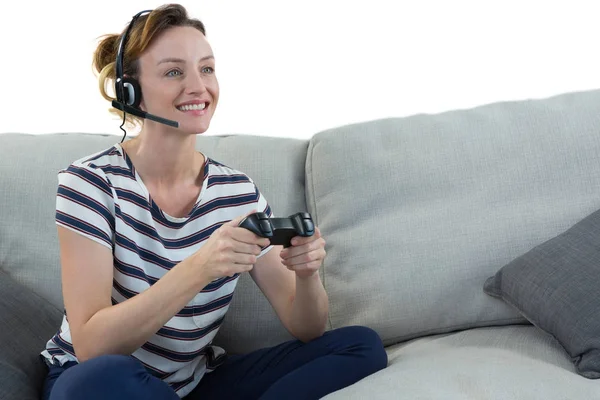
93,7,217,136
38,3,387,400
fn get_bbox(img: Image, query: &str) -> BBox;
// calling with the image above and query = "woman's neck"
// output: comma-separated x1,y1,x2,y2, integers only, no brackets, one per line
121,128,205,188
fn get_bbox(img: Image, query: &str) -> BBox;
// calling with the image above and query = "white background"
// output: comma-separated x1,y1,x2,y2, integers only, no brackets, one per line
1,0,599,139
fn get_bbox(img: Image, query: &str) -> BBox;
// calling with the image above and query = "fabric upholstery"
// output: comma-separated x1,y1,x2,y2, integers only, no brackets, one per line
323,326,600,399
306,89,600,345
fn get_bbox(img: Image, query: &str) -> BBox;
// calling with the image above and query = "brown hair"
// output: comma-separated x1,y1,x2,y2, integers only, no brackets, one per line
92,4,206,127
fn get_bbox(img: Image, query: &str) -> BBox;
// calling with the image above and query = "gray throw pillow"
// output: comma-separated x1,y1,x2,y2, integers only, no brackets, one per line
483,208,600,379
0,270,63,400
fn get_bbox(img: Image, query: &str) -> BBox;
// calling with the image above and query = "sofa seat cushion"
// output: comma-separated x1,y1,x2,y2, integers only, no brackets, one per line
323,325,600,400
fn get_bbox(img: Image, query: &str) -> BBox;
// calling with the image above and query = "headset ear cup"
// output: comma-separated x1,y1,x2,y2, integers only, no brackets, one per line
122,77,142,108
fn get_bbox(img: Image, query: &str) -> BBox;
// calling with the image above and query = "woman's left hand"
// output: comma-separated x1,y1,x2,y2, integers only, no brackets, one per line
279,227,326,279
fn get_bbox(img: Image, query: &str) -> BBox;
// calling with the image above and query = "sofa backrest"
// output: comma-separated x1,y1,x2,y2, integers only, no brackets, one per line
306,89,600,346
0,132,309,354
3,88,600,355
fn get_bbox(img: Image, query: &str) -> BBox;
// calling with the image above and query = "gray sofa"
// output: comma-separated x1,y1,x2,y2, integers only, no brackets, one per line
2,89,600,399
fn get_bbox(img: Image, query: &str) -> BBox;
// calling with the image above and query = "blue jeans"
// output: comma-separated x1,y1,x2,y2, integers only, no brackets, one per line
42,326,388,400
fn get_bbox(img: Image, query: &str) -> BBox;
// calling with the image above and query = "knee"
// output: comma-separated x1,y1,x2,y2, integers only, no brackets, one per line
50,355,144,399
334,326,388,371
78,354,144,378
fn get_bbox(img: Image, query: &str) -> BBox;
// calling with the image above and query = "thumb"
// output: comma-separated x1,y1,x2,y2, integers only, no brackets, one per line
227,209,258,227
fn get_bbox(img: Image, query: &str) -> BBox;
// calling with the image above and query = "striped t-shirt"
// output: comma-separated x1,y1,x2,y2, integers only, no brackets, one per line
40,143,273,397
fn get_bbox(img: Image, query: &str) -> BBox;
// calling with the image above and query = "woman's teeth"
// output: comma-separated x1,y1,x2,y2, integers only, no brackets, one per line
177,103,206,111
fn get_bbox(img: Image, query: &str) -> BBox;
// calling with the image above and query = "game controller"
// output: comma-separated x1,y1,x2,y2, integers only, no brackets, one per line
238,212,315,247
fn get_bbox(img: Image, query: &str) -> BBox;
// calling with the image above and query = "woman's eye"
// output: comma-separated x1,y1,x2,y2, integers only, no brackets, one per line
166,69,182,77
202,66,214,74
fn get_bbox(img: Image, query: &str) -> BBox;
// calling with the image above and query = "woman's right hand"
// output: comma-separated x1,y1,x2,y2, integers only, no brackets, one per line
192,210,271,282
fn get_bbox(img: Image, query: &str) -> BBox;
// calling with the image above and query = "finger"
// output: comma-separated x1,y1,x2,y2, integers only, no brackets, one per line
230,227,271,248
281,236,325,259
282,248,325,267
233,243,264,256
289,226,321,247
285,259,322,273
230,251,259,266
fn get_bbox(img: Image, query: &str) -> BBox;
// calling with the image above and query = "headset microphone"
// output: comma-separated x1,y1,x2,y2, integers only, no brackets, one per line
112,100,178,128
114,10,179,142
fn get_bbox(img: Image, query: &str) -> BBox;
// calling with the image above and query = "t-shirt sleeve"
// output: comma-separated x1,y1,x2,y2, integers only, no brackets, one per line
55,163,116,250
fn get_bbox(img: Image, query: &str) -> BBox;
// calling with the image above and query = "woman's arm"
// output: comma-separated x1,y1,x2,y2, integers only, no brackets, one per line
251,228,329,342
59,226,211,362
60,211,266,362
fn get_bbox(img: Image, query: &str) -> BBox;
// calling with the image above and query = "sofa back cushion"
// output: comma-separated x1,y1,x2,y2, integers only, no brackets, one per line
306,89,600,345
0,132,308,354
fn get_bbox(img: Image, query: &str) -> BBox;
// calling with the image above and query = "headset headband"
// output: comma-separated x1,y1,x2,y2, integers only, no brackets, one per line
116,10,152,89
112,8,179,137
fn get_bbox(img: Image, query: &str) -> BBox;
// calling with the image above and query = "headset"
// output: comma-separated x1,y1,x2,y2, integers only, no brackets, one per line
112,9,179,142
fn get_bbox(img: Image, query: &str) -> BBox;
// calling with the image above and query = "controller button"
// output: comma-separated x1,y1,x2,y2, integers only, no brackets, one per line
304,220,315,235
259,220,272,234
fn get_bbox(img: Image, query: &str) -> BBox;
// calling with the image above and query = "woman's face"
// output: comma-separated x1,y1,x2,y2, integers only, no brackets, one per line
136,26,219,135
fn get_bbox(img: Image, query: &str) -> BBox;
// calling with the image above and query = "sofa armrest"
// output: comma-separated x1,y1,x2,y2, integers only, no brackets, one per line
0,269,62,400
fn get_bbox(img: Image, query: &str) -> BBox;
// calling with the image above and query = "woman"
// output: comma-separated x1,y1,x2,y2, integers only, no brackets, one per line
40,4,387,399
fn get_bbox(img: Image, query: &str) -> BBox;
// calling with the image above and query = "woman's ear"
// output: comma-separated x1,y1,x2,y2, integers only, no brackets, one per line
124,74,145,110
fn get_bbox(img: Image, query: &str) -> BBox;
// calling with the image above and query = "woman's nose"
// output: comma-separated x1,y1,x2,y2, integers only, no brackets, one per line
185,70,207,94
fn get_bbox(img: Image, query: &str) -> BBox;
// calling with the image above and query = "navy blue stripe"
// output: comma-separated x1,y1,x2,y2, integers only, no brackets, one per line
113,278,139,300
263,204,272,217
114,188,150,210
181,194,259,227
82,147,117,163
170,375,195,393
175,292,235,317
117,211,163,247
141,342,208,363
141,327,221,363
207,174,250,188
51,333,75,356
201,274,239,293
115,233,176,271
157,315,225,341
202,193,259,211
56,211,112,246
118,211,218,250
114,258,156,286
96,165,136,179
62,165,112,197
57,186,115,232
